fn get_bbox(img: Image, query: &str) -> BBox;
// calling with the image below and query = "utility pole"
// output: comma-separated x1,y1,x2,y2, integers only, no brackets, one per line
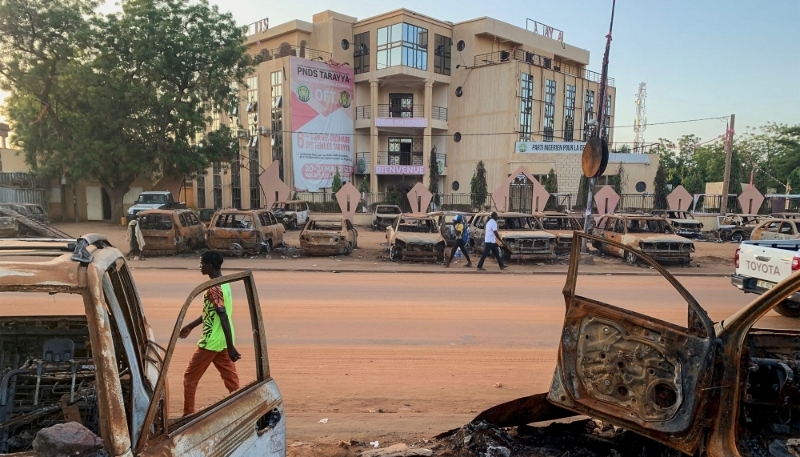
719,114,735,215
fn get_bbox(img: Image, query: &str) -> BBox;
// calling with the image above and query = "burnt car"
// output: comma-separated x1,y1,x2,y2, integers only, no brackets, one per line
386,214,446,262
136,209,206,255
22,204,49,224
373,205,402,231
469,212,556,261
651,209,703,237
430,211,473,247
718,214,770,243
750,218,800,241
0,216,18,238
773,212,800,220
0,235,285,455
476,232,800,457
270,200,310,230
300,216,358,256
0,203,32,219
535,211,583,254
207,209,285,255
593,213,695,265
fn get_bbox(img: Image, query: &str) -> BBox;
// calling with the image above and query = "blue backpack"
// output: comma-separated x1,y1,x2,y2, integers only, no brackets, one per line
461,221,470,243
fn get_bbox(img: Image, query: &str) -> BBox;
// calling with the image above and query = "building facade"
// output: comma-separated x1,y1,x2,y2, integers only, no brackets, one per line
194,9,622,209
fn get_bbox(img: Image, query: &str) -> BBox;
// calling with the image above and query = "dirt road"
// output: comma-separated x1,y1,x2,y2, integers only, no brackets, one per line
117,268,795,448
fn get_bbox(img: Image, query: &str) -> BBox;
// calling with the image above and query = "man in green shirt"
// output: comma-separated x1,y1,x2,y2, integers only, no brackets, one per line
179,250,241,416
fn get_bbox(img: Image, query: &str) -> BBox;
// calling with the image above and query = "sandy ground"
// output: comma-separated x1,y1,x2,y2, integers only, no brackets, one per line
50,221,739,276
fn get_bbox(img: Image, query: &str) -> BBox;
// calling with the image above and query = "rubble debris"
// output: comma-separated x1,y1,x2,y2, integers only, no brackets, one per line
361,443,432,457
32,422,104,457
318,418,329,423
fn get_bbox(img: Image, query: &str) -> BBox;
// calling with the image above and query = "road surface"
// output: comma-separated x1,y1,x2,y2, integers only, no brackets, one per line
118,269,796,444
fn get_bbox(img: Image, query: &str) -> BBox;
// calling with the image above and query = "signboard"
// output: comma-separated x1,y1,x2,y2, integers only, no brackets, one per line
375,117,428,128
290,58,355,191
243,18,269,36
375,165,425,175
516,141,586,153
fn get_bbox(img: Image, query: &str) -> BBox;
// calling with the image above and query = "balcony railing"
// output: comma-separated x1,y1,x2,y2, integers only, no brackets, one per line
431,106,448,121
355,106,371,120
256,45,331,63
473,49,615,87
377,151,424,166
377,104,424,118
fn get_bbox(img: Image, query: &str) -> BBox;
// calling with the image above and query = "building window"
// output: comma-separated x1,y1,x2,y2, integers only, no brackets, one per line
212,162,222,209
249,148,261,208
543,79,556,142
388,137,415,165
389,93,413,118
519,73,533,140
583,89,595,141
603,94,612,140
564,84,576,142
377,23,428,71
434,34,451,75
197,173,206,208
231,156,241,209
228,82,239,134
353,32,370,75
270,70,284,181
246,76,258,139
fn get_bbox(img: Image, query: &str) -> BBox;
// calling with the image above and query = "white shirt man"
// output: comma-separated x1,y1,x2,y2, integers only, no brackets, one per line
484,218,498,243
477,212,507,271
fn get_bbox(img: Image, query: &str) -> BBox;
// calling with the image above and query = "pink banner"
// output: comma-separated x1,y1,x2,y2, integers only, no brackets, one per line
375,165,425,175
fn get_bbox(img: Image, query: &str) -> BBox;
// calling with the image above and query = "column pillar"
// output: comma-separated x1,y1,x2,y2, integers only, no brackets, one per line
370,80,379,194
422,80,433,188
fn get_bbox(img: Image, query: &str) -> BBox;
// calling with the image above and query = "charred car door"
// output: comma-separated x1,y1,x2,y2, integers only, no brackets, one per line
548,233,717,456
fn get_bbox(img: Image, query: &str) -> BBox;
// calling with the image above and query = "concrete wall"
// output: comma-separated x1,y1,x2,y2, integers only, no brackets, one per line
0,148,28,172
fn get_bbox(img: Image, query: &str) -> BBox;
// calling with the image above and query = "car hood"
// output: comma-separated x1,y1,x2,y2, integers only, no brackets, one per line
395,233,443,244
630,233,693,243
498,230,556,240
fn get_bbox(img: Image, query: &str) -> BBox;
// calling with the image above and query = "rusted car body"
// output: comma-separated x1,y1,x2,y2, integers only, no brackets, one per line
750,218,800,241
207,209,285,255
719,214,770,242
0,216,18,238
651,209,703,237
0,235,285,455
475,232,800,456
22,204,49,224
373,205,402,231
430,211,473,247
773,212,800,220
299,217,358,256
270,200,310,230
593,214,694,265
534,211,583,254
469,212,556,261
136,209,206,255
386,214,446,261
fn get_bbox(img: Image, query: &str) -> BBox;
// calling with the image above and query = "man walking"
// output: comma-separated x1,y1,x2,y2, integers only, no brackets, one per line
180,250,241,416
477,212,508,271
445,214,472,267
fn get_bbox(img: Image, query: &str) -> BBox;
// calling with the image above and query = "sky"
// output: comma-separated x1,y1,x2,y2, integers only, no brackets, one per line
2,0,799,145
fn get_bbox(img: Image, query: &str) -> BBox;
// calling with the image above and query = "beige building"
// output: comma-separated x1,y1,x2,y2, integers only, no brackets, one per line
193,8,635,209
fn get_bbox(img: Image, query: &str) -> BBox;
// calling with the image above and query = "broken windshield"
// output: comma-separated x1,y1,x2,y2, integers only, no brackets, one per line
137,194,167,204
397,219,437,233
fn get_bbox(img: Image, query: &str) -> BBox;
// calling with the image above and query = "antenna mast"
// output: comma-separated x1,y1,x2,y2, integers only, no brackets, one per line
633,82,647,152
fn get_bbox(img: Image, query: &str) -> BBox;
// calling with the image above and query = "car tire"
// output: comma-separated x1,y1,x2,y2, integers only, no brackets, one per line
290,220,297,230
261,240,272,255
230,243,244,257
731,232,744,243
774,300,800,318
346,243,353,255
390,246,402,260
436,249,445,262
625,250,638,265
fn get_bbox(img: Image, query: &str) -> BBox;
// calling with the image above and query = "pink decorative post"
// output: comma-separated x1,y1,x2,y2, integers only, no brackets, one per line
593,186,620,215
737,186,764,215
667,185,693,211
258,160,291,209
336,182,361,222
406,182,433,214
491,165,547,213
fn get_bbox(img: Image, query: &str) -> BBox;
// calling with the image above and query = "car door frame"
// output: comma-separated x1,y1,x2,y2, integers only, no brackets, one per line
548,232,717,456
135,271,279,454
345,219,358,248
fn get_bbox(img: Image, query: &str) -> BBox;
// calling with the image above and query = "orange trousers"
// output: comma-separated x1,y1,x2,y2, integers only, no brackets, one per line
183,347,240,415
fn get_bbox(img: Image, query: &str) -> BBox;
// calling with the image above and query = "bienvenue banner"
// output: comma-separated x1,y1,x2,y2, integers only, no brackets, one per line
290,58,355,191
515,141,586,153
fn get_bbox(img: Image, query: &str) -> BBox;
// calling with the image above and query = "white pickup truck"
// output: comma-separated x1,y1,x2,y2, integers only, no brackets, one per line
731,239,800,317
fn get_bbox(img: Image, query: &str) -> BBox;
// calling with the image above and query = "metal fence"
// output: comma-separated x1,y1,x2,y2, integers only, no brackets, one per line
0,186,47,208
618,194,655,212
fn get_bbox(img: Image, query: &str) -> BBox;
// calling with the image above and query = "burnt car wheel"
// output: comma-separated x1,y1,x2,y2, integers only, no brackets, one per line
262,240,272,255
390,246,403,260
229,243,244,257
346,243,353,255
625,250,638,265
731,231,744,243
289,220,297,230
774,300,800,318
436,249,445,262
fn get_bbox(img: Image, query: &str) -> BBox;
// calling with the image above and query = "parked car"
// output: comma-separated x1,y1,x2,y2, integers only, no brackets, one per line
651,209,703,237
206,209,285,256
0,203,32,218
718,214,770,242
386,214,446,262
534,211,583,254
592,213,694,265
476,231,800,457
21,204,50,224
750,218,800,241
126,191,185,222
136,209,206,255
372,205,402,231
299,216,358,256
0,216,18,238
469,212,556,261
732,238,800,317
0,234,285,455
430,211,473,247
270,200,310,230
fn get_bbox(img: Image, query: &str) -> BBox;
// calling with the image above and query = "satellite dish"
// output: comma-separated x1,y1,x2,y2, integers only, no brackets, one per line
341,39,350,50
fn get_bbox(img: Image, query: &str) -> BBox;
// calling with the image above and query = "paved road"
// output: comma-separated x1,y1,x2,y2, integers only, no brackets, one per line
111,268,797,443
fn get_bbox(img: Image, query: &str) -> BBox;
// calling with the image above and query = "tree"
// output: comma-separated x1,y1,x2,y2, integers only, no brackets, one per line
613,144,631,154
544,168,558,210
612,163,625,196
358,176,369,194
428,147,440,206
653,160,668,210
0,0,251,222
331,168,343,194
470,161,488,210
575,175,588,211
